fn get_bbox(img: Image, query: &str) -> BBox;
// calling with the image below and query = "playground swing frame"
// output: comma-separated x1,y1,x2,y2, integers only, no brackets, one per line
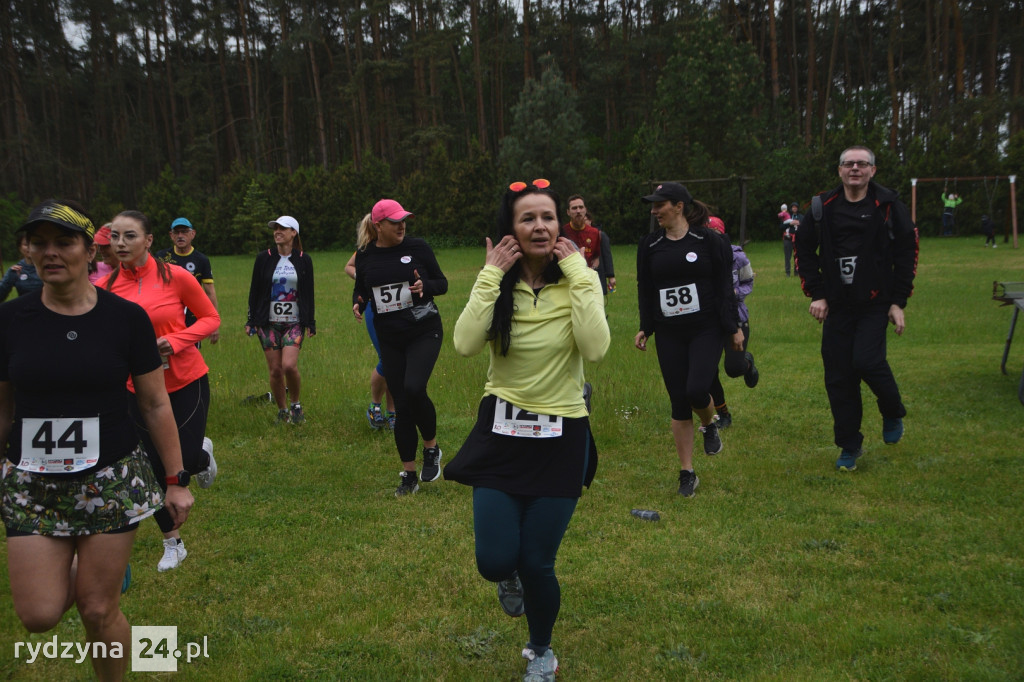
910,175,1019,248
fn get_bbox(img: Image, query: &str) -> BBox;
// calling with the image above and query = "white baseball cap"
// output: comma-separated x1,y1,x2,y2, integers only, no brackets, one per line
268,215,300,233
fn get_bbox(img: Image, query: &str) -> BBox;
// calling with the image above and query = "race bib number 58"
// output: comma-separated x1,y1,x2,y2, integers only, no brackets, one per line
492,398,563,438
659,284,701,317
18,417,100,473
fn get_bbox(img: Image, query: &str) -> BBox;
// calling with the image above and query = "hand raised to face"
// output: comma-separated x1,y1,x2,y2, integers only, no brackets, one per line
484,235,523,273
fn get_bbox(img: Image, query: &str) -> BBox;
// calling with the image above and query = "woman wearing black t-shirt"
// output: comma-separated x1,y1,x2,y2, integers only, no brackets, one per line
0,200,193,681
634,183,743,497
352,199,448,496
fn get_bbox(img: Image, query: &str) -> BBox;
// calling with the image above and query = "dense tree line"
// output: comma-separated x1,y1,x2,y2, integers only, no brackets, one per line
1,0,1021,255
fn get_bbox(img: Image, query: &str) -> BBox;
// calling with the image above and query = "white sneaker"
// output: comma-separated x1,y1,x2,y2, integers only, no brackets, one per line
196,437,217,489
157,538,187,572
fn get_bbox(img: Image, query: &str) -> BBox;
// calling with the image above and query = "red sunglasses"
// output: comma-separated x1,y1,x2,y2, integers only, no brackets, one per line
508,178,551,192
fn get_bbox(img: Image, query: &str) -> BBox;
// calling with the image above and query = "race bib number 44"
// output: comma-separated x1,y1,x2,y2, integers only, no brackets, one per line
659,284,701,317
492,398,563,438
18,417,100,473
373,282,413,313
269,300,298,322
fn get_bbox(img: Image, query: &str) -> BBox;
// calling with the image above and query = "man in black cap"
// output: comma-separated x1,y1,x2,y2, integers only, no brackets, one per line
795,146,919,471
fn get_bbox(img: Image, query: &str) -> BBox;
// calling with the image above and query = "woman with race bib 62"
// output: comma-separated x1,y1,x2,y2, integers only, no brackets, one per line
246,216,316,425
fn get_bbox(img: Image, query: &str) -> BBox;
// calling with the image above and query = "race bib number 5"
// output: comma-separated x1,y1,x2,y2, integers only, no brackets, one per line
373,282,414,313
269,300,298,322
659,284,701,317
836,256,857,284
18,417,100,473
492,398,563,438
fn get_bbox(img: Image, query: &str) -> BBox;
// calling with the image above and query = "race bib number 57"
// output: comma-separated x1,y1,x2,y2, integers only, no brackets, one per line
492,398,563,438
18,417,100,473
373,282,414,313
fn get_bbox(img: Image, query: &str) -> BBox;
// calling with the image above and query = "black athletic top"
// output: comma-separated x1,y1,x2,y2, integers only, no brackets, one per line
637,227,739,337
0,289,162,475
352,237,448,336
156,248,214,284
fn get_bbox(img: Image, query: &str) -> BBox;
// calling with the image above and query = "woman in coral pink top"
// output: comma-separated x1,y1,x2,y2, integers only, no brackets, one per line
98,210,220,574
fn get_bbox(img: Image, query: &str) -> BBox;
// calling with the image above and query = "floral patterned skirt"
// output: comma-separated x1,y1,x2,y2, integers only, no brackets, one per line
2,446,164,536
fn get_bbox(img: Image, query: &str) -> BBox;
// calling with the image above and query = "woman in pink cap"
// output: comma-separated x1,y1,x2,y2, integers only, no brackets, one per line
245,216,316,425
352,199,448,496
88,223,115,283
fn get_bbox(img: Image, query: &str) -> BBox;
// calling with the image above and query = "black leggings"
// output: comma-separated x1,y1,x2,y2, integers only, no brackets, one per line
377,316,443,462
654,323,723,420
710,321,750,407
129,374,211,534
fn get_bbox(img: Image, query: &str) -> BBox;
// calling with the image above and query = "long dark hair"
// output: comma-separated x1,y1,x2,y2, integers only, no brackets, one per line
487,183,564,356
682,199,713,232
104,210,172,291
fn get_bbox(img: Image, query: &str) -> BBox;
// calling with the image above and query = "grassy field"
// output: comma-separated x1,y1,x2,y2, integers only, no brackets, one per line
1,235,1022,681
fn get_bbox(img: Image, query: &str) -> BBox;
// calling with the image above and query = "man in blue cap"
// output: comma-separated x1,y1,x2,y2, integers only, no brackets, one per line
157,217,221,343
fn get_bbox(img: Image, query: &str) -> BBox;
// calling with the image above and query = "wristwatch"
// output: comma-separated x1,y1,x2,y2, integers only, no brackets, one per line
166,470,191,487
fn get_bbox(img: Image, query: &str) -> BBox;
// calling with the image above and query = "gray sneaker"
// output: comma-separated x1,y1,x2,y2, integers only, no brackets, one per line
497,572,525,617
196,437,217,489
276,408,290,424
290,403,305,425
521,648,558,682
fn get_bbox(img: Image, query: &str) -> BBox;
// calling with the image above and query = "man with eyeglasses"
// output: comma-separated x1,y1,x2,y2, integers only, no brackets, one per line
795,146,919,472
157,217,221,344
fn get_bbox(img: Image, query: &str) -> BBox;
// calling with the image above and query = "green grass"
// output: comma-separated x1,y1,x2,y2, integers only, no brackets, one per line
2,236,1023,680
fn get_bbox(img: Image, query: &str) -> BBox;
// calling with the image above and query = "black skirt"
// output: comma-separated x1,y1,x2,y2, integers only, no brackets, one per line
443,394,598,498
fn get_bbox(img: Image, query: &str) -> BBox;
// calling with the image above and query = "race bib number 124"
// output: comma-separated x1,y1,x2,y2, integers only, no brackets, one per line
492,398,563,438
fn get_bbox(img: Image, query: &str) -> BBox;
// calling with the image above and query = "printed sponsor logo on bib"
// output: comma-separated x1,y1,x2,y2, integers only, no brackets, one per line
18,417,100,473
836,255,857,284
372,282,414,313
659,284,701,316
492,398,563,438
269,300,298,322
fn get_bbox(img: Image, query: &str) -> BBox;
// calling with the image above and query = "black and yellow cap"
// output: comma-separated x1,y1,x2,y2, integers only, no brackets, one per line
22,200,96,241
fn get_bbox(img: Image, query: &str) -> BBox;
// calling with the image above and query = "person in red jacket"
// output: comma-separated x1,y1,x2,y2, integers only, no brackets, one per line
561,194,602,269
98,210,220,573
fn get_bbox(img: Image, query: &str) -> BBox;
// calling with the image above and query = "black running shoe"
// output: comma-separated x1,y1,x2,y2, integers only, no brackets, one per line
421,447,442,483
716,408,733,429
700,419,723,455
744,352,759,388
497,571,525,617
677,470,699,497
395,471,419,497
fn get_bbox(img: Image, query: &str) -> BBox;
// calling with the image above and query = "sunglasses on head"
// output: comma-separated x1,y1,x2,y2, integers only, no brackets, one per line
508,178,551,192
